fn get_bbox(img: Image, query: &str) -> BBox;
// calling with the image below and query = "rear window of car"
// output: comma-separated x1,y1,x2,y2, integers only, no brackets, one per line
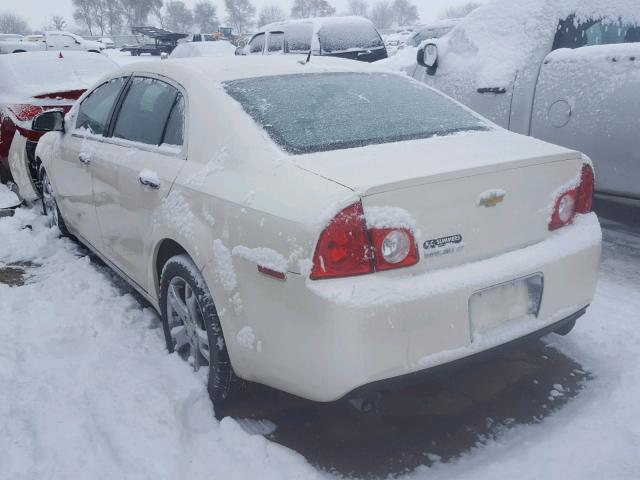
318,22,384,53
224,72,488,155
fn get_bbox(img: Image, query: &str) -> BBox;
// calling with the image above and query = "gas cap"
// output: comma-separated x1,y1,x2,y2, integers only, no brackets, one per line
548,100,572,128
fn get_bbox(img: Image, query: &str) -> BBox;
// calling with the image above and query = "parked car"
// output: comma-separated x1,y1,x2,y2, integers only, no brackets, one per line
405,19,460,47
0,51,117,200
99,37,115,49
240,16,388,63
169,40,236,58
34,56,600,404
411,0,640,201
0,34,24,42
0,31,105,54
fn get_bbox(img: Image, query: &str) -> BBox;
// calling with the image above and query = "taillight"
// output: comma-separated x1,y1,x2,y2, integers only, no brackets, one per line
576,163,594,214
310,203,373,280
310,202,419,280
8,104,44,122
369,227,419,271
549,163,594,231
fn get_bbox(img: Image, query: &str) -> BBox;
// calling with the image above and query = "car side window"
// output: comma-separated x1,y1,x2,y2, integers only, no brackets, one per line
553,16,640,50
267,32,285,53
76,77,127,135
248,33,265,54
162,93,185,147
112,77,179,146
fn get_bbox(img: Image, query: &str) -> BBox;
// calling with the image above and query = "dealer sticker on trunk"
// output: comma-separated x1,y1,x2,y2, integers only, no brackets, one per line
423,234,464,258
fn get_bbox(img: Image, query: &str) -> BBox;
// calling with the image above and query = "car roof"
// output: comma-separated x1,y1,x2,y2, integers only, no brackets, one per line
117,55,389,84
259,15,375,33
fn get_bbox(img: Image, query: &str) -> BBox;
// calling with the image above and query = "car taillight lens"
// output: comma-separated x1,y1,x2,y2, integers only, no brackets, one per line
549,163,594,231
576,163,594,214
311,202,419,280
8,104,44,122
370,227,419,271
311,203,373,280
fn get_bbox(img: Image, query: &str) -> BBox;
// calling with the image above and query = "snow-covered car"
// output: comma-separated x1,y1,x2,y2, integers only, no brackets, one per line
0,31,105,54
169,40,236,58
405,19,461,47
240,16,388,63
99,37,115,49
411,0,640,201
34,56,601,404
0,51,117,200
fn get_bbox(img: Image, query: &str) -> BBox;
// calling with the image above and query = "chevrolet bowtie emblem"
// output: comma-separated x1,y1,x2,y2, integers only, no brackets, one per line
477,190,506,207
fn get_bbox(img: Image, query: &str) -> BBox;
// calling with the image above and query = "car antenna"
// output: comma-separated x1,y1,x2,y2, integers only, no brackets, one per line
298,50,312,65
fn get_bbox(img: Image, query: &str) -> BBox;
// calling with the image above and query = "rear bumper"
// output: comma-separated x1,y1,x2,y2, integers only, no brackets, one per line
345,307,586,400
217,213,602,402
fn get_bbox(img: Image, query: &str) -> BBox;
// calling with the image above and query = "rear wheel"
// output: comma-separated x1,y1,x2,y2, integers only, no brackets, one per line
39,167,69,236
159,254,244,404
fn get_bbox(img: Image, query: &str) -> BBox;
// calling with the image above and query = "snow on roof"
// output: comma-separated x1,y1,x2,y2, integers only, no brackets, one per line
119,54,388,85
436,0,640,88
169,41,236,59
0,51,118,101
260,15,375,33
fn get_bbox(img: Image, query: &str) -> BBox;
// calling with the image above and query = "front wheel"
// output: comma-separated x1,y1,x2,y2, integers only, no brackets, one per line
159,254,244,404
39,166,69,236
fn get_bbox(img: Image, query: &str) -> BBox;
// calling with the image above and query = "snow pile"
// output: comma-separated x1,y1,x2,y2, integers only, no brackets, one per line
0,183,20,209
364,206,416,230
232,246,288,274
170,41,236,59
0,208,320,480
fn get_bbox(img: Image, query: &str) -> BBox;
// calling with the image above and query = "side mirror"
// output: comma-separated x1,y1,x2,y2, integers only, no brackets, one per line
32,110,65,132
417,42,438,75
235,46,245,56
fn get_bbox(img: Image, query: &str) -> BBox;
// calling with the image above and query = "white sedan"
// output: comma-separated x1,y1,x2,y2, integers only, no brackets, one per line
34,56,601,403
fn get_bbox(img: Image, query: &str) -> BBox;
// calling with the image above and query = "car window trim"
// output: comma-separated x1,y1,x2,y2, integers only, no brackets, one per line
104,72,188,159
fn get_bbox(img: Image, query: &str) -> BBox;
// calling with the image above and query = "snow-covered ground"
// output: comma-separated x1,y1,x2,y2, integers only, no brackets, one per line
1,207,639,479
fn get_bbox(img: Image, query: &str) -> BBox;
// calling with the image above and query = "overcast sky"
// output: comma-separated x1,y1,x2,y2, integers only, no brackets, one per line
4,0,484,31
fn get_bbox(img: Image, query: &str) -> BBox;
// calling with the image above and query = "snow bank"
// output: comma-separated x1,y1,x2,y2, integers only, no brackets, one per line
0,208,321,480
0,183,20,209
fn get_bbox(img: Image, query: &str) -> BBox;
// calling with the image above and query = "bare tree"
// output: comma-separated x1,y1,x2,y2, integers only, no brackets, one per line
72,0,95,35
165,1,193,32
120,0,163,28
257,5,286,28
0,12,30,34
225,0,255,35
50,15,67,31
347,0,368,17
392,0,419,26
370,1,393,29
440,1,481,19
194,1,219,33
291,0,336,19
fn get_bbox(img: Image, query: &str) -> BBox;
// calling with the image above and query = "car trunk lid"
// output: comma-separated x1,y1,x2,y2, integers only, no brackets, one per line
295,130,584,273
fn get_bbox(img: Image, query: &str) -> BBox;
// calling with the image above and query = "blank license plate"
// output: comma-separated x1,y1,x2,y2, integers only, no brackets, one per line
469,274,543,338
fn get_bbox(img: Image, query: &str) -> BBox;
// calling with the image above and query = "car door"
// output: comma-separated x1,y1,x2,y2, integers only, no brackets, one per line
53,77,128,249
92,75,187,291
531,16,640,198
247,33,266,55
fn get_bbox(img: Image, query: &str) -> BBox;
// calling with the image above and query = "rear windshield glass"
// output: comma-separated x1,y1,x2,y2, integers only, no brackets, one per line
318,23,384,53
224,72,488,155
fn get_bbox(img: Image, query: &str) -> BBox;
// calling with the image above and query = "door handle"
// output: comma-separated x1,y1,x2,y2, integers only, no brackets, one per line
78,153,91,165
477,87,507,94
139,176,160,189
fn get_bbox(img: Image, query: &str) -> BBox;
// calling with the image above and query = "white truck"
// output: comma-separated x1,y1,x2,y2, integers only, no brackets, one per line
0,31,104,54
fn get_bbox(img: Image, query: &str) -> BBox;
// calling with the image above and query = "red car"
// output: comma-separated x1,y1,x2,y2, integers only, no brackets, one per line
0,51,117,202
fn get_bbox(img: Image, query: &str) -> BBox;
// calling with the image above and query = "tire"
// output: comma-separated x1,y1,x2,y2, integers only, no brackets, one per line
554,318,576,336
159,254,244,404
39,166,69,236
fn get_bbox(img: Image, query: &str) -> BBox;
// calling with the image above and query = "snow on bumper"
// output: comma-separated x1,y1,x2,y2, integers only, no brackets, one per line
230,214,602,402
